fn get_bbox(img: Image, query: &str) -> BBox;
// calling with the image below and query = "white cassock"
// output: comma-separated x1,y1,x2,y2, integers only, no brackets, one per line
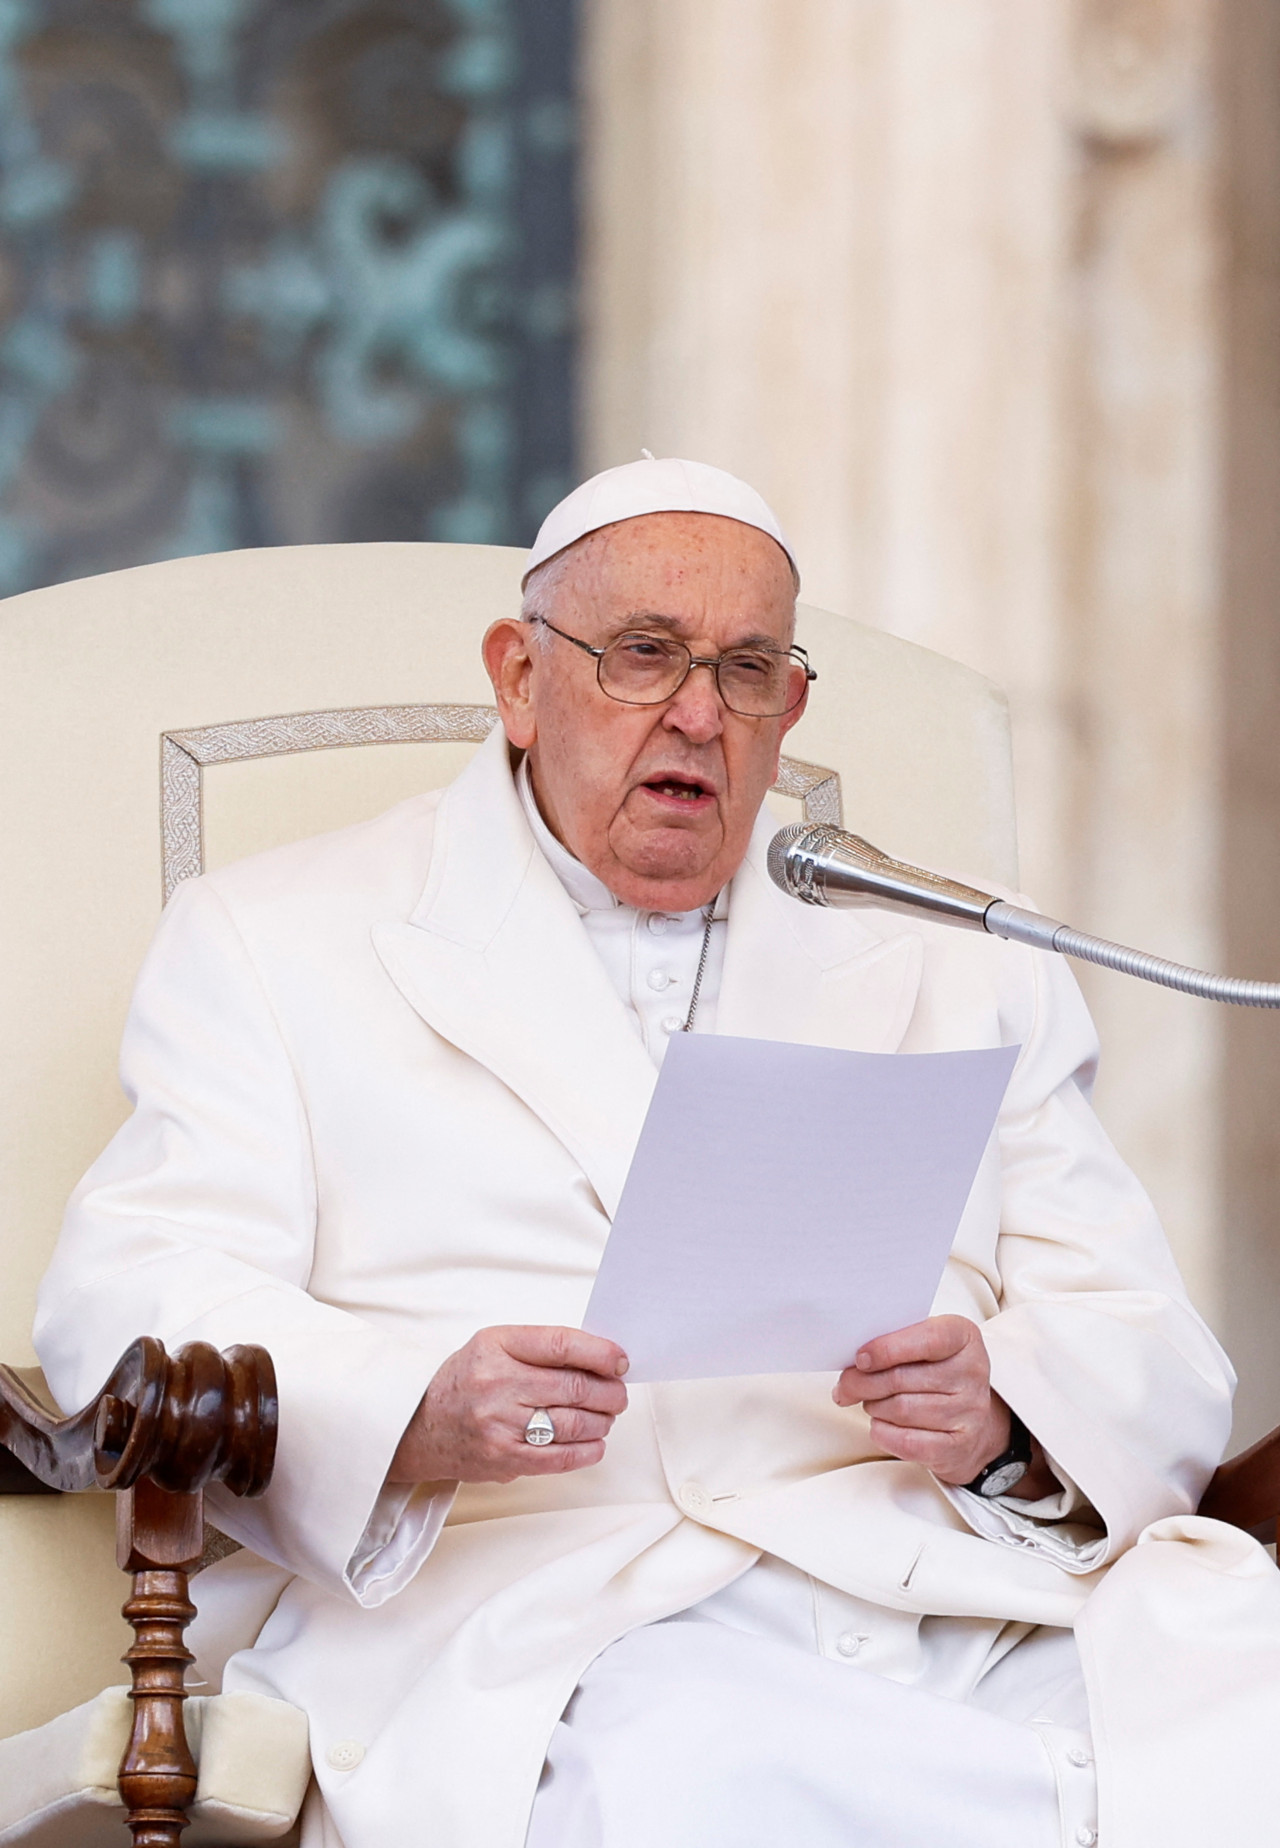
512,762,1095,1848
34,724,1280,1848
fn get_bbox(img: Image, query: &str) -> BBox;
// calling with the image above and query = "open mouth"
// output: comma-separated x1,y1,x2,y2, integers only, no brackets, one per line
642,775,715,806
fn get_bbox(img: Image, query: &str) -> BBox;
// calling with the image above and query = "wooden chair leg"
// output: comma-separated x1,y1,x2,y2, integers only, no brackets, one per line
1,1339,279,1841
116,1479,204,1846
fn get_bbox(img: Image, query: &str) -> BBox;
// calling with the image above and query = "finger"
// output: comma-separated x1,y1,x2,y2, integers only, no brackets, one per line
514,1439,607,1475
857,1392,966,1431
842,1360,982,1397
836,1360,976,1405
867,1417,962,1470
501,1325,629,1378
853,1316,979,1375
509,1408,615,1446
511,1365,629,1416
869,1418,993,1486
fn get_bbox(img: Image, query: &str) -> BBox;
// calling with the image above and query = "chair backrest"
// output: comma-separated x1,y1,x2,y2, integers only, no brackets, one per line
0,541,1016,1363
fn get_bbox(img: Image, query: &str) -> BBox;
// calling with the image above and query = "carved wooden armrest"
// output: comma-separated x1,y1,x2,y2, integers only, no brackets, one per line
0,1339,277,1847
1198,1424,1280,1543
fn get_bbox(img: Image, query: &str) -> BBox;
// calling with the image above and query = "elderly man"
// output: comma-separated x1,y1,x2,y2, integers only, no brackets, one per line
35,460,1277,1848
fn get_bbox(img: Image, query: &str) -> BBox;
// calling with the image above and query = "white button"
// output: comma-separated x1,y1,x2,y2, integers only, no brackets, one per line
662,1016,684,1034
1067,1747,1092,1768
647,914,671,934
326,1740,365,1772
678,1481,710,1516
647,968,674,990
1075,1830,1097,1846
835,1632,867,1658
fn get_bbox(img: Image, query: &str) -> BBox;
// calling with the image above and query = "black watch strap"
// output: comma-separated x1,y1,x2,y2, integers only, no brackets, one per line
963,1410,1033,1500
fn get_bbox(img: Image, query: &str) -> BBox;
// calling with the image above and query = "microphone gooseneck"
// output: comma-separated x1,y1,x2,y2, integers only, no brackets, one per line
767,822,1280,1009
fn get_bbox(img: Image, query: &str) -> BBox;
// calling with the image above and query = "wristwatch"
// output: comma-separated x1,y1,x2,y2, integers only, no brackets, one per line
964,1410,1033,1499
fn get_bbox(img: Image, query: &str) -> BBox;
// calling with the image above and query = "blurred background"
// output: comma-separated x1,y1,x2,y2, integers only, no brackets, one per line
2,0,1279,1440
0,0,576,580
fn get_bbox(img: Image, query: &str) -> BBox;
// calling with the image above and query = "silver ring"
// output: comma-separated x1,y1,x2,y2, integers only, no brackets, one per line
524,1409,556,1447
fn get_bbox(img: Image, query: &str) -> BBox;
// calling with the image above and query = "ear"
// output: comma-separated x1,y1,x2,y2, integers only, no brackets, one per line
482,619,538,750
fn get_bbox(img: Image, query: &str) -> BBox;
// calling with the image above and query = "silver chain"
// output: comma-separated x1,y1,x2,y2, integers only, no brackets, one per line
682,896,721,1033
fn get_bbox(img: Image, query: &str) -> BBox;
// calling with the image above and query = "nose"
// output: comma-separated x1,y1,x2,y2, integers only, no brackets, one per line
661,660,724,744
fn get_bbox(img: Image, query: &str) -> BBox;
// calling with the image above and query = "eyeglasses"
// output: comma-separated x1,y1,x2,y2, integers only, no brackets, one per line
532,617,817,718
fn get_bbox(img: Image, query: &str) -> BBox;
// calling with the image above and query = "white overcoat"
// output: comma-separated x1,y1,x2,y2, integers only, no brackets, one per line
35,725,1280,1848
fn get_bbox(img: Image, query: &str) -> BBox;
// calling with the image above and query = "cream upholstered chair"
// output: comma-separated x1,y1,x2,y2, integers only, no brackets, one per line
0,541,1021,1841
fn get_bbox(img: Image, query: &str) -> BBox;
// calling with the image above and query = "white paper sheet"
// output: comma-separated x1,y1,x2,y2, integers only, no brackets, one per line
582,1034,1019,1381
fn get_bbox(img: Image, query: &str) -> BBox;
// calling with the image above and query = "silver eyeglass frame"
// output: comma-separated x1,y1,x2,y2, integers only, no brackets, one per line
531,616,817,718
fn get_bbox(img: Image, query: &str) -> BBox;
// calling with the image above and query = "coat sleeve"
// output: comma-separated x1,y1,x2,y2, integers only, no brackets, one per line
972,935,1236,1564
34,875,451,1606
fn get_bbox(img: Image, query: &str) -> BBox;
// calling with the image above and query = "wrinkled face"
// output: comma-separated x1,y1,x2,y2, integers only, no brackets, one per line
483,511,805,912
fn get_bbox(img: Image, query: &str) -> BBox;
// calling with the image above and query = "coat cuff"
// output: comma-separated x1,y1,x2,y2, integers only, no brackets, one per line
977,1298,1232,1559
141,1271,445,1599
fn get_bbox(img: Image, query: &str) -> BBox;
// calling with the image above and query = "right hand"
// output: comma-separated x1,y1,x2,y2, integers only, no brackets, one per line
388,1325,630,1485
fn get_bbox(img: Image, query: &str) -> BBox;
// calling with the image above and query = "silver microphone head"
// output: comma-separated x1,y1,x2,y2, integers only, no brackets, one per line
767,823,996,928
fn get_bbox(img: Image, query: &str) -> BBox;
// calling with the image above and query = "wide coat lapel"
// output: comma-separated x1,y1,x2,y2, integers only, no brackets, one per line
372,728,658,1220
717,807,924,1053
374,738,926,1216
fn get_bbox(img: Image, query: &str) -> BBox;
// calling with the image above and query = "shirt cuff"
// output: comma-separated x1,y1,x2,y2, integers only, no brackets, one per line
343,1477,458,1607
939,1455,1107,1575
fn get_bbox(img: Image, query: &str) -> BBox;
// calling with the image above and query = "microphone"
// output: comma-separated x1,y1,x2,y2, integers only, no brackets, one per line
767,822,1280,1008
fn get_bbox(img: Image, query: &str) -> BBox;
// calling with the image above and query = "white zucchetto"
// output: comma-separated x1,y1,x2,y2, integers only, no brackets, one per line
523,456,800,586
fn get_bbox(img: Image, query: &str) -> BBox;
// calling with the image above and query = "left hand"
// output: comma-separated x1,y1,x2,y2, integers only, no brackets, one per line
833,1314,1014,1487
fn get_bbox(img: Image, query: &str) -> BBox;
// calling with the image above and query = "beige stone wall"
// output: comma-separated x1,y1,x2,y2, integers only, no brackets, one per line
579,0,1280,1441
1216,0,1280,1442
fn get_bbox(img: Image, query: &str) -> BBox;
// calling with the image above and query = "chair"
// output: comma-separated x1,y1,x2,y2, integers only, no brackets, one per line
1,540,1274,1843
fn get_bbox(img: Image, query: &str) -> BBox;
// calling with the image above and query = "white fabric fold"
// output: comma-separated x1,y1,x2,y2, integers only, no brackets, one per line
944,1484,1109,1574
344,1479,458,1604
525,1620,1069,1848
